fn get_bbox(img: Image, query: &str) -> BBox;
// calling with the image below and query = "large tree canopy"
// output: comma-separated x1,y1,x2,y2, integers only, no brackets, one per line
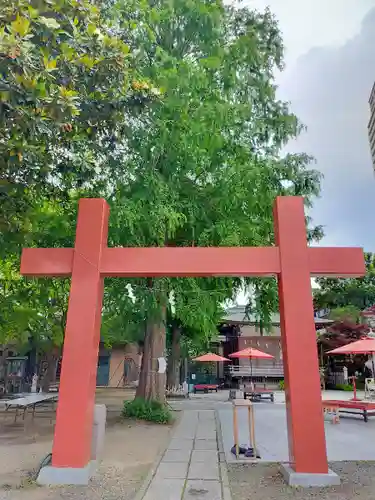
1,0,323,402
102,0,323,400
0,0,159,252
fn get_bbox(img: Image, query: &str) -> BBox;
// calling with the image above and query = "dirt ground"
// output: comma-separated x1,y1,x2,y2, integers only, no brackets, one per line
228,462,375,500
0,388,174,500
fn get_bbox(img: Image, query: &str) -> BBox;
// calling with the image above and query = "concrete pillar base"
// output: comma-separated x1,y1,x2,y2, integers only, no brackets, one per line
37,461,96,485
281,464,340,487
37,404,107,486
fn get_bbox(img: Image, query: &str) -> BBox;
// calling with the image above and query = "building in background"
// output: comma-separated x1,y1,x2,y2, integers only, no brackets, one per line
368,81,375,171
219,305,333,386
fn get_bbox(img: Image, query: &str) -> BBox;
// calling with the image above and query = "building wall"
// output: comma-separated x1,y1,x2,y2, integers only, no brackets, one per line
240,324,281,336
108,348,124,387
0,346,18,381
107,343,141,388
237,336,282,367
368,81,375,171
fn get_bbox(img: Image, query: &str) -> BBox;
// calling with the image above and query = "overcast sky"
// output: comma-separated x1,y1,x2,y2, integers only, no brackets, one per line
247,0,375,250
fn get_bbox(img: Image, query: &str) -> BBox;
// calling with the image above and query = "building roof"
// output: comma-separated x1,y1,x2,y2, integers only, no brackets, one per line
222,305,333,326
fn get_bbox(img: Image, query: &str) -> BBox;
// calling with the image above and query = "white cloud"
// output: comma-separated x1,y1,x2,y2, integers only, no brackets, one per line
245,0,375,69
278,8,375,249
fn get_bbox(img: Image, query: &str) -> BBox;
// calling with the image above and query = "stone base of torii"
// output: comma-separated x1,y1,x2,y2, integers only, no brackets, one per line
20,196,365,487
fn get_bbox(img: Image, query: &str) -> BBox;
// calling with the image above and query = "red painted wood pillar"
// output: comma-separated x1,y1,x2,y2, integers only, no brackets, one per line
52,199,109,468
274,197,328,473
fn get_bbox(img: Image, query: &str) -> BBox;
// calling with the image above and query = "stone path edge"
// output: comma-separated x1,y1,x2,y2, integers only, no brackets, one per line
133,413,182,500
215,410,233,500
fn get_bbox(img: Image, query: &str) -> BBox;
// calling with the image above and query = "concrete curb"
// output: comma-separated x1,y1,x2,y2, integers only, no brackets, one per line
215,410,233,500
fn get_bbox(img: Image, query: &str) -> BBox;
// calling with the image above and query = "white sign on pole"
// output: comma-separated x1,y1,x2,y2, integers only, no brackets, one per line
157,357,167,374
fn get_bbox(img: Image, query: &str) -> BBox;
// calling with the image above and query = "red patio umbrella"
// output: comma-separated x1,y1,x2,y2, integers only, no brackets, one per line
192,352,230,362
229,347,274,382
191,353,230,390
327,337,375,400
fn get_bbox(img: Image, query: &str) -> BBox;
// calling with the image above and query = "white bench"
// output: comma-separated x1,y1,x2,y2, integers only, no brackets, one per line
1,393,58,422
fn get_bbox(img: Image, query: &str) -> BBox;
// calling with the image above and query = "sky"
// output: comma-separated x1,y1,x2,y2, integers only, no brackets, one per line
234,0,375,305
246,0,375,249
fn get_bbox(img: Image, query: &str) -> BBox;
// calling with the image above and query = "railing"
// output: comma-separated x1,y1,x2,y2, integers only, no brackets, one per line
228,365,284,377
327,371,344,386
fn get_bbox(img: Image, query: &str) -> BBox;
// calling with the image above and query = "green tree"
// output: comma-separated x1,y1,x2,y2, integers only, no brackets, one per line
105,0,323,402
0,0,156,388
329,306,362,324
0,0,158,253
314,252,375,311
1,0,323,405
0,197,75,390
166,282,228,389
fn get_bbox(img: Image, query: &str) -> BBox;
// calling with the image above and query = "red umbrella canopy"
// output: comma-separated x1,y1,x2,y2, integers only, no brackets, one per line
229,347,274,359
192,352,230,362
327,337,375,355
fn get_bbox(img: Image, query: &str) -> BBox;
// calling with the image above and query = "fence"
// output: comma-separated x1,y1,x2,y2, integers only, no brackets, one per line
327,371,345,386
228,364,284,377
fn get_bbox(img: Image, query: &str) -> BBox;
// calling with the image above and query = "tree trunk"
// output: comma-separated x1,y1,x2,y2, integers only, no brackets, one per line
167,326,181,389
40,349,59,393
136,305,167,403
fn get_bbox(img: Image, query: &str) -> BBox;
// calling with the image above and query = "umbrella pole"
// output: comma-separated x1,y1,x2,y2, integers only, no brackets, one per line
250,358,254,390
350,376,360,401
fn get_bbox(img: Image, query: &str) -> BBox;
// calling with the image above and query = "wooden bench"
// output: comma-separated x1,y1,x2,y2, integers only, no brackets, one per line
323,400,375,423
193,384,218,394
243,386,274,403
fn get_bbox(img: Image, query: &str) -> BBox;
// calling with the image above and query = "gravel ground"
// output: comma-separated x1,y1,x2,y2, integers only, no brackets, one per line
0,391,173,500
228,462,375,500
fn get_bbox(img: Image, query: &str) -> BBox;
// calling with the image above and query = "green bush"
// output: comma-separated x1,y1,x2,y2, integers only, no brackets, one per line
335,383,353,392
278,380,285,391
122,397,173,424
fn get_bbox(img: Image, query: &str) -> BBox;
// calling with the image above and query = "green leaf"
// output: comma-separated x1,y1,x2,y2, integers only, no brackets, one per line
199,56,221,69
38,16,60,30
87,23,97,36
11,15,31,37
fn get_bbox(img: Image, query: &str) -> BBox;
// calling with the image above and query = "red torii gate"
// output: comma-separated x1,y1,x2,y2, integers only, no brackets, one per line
21,196,365,480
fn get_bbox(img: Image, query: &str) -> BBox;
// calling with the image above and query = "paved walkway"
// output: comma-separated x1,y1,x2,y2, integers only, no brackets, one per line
218,393,375,464
142,410,230,500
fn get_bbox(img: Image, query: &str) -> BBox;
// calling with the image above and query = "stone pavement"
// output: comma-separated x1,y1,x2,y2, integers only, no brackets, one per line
141,410,230,500
218,402,375,464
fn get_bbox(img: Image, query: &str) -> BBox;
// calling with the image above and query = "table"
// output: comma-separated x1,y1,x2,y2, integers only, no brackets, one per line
232,399,256,459
243,386,274,402
1,393,58,422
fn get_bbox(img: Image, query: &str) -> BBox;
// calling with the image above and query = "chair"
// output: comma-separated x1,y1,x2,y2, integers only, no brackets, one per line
365,378,375,400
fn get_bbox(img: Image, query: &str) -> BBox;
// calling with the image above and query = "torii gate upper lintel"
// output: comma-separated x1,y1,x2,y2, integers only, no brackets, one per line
20,196,365,478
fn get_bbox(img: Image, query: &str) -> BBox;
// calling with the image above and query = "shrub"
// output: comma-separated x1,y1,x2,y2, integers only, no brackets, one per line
335,383,353,392
122,397,173,424
278,380,285,391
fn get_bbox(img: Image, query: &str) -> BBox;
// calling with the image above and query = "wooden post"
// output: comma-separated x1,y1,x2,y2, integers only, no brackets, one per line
248,405,256,455
233,403,239,458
